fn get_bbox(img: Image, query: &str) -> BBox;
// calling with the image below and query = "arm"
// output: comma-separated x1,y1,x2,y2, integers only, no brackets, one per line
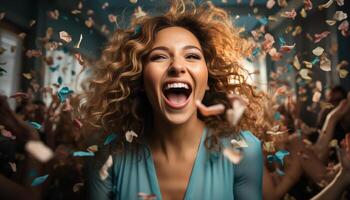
234,131,263,200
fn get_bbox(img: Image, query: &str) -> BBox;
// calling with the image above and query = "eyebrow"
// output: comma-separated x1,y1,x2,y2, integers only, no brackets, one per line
148,45,203,54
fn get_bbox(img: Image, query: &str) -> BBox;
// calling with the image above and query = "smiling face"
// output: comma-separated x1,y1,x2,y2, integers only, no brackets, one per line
143,26,208,125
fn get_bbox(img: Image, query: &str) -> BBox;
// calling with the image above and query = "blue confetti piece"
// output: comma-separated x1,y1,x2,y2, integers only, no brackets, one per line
275,150,290,166
252,47,260,57
274,112,281,121
287,64,293,72
278,36,286,47
275,168,285,176
57,87,74,102
133,25,142,36
31,174,49,186
311,57,320,65
267,155,276,163
57,76,63,85
73,151,95,157
28,121,42,130
104,133,118,145
49,65,60,72
28,169,38,178
257,17,268,25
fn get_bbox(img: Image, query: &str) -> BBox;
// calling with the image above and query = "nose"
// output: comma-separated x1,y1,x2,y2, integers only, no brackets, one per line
167,58,186,76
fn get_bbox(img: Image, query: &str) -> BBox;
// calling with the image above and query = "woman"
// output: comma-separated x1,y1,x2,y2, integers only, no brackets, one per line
82,1,265,199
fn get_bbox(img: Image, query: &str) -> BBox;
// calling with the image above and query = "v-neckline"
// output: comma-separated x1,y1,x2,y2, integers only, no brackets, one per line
145,127,208,200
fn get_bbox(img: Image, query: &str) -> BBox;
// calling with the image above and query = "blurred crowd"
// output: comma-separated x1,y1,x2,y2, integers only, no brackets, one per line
0,84,350,200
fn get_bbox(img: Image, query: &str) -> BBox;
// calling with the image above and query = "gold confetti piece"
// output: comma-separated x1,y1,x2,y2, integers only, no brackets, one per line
108,14,117,23
73,182,84,192
0,12,5,20
85,17,94,28
266,0,275,9
29,20,36,27
18,33,26,39
130,0,137,4
278,0,287,7
71,10,81,15
303,61,312,68
318,0,334,10
22,73,32,80
312,91,321,102
329,139,338,148
334,11,347,21
222,148,243,164
300,8,307,18
75,34,83,48
336,0,344,6
320,56,331,71
326,20,336,26
59,31,72,43
125,130,138,143
268,16,278,22
87,145,98,153
8,162,16,172
293,55,301,70
339,69,349,78
281,9,297,20
99,155,113,180
47,9,59,20
25,140,54,163
316,80,322,91
292,26,302,36
299,68,312,80
102,2,109,9
263,141,275,153
312,46,324,56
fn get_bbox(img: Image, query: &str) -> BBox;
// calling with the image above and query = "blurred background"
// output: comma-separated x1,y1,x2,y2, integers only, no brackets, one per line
0,0,350,200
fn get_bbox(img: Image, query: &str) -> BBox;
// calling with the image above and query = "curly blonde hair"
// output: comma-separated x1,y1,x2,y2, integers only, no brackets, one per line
79,0,266,151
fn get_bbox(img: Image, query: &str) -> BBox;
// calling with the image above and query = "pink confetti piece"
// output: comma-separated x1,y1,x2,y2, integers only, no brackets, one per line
196,100,225,117
262,33,275,52
281,9,297,20
73,118,83,129
137,192,157,200
314,31,330,43
338,20,349,37
1,129,16,140
268,48,282,61
304,0,312,11
47,10,59,20
280,43,296,53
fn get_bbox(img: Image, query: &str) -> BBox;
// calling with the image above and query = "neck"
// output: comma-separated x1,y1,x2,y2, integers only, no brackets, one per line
149,113,205,159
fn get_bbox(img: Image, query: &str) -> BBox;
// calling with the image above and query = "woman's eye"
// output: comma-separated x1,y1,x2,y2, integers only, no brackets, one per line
186,54,201,60
150,55,167,61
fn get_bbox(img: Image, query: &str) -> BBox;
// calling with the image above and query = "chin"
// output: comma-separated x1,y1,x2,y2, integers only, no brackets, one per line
162,110,195,125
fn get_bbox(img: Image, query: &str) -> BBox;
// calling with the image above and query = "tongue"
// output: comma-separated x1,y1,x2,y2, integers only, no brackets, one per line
167,93,187,105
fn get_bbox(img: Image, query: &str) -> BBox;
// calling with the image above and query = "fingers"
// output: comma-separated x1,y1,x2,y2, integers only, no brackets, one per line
195,100,225,117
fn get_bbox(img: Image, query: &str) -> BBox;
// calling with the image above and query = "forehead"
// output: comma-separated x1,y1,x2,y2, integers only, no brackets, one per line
153,26,202,49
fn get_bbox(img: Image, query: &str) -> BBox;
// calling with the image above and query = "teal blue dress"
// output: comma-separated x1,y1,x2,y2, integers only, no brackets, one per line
87,128,263,200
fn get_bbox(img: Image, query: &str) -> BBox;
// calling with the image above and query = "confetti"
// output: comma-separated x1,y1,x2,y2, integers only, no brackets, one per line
320,56,331,71
280,43,296,53
0,12,5,20
59,31,72,43
326,20,337,26
85,17,94,28
226,94,247,126
102,2,109,10
266,0,276,9
99,155,113,180
304,0,312,11
73,118,83,129
8,162,16,172
275,168,285,176
134,6,146,19
29,20,36,27
87,145,98,153
281,9,297,20
230,138,248,148
25,140,54,162
9,92,29,99
293,55,301,70
137,192,157,200
25,49,42,58
312,46,324,56
196,100,225,117
339,69,348,78
130,0,137,4
267,150,290,166
318,0,334,10
104,133,118,145
108,14,117,23
333,11,347,21
73,182,84,192
312,91,321,102
320,101,335,109
125,130,138,143
316,80,322,91
1,129,16,140
22,73,32,80
28,121,42,130
268,48,282,61
222,148,243,164
57,87,74,102
338,20,349,37
278,0,287,7
47,10,59,20
262,33,275,52
314,31,330,43
299,68,312,80
73,151,95,157
336,0,344,6
31,174,49,186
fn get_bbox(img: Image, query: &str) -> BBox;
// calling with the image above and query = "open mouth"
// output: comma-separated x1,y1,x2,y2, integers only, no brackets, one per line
162,82,192,109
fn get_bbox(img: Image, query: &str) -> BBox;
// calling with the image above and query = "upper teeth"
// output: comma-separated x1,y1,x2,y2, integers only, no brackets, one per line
165,82,189,90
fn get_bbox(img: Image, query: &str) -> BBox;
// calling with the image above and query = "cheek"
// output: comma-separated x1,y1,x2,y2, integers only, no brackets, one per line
143,65,163,99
